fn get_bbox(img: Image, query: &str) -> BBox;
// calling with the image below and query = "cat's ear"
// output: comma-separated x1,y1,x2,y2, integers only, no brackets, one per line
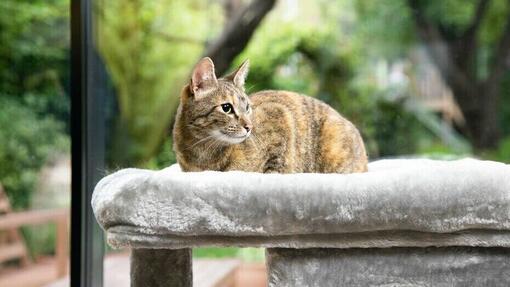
225,59,249,88
190,57,218,96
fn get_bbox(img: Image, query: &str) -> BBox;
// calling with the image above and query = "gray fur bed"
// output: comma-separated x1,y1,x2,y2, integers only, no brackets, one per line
92,158,510,249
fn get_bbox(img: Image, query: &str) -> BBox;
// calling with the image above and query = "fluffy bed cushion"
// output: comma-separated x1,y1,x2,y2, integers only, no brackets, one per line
92,159,510,249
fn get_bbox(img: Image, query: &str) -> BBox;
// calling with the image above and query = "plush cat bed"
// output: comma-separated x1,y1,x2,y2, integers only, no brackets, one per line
92,158,510,249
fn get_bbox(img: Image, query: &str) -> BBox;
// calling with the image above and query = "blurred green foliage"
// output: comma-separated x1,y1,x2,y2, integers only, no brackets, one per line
96,0,222,166
194,247,265,262
0,0,69,98
1,0,510,261
146,138,177,169
0,97,68,209
352,0,510,156
94,0,510,166
484,136,510,163
0,0,69,258
500,76,510,137
233,4,436,158
22,224,58,259
0,0,70,209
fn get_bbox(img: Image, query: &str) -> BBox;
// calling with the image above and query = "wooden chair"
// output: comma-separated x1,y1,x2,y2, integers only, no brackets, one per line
0,183,69,287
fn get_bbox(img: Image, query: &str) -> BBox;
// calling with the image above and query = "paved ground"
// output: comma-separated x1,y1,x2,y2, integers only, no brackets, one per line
0,258,59,287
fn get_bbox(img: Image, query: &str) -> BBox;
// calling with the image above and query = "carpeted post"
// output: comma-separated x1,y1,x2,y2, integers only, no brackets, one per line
130,248,192,287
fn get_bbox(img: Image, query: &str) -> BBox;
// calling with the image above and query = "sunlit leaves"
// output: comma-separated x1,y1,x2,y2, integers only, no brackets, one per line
353,0,414,61
0,96,68,209
96,0,223,165
0,0,69,96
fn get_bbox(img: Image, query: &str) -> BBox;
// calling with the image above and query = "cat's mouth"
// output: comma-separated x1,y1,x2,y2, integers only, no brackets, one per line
211,130,250,144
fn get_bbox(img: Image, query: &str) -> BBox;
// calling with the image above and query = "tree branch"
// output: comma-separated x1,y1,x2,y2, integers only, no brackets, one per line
461,0,491,42
486,10,510,88
223,0,243,20
203,0,276,75
406,0,470,92
455,0,491,73
155,32,207,46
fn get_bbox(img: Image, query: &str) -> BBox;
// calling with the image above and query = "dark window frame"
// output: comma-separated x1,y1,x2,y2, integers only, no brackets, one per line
70,0,107,285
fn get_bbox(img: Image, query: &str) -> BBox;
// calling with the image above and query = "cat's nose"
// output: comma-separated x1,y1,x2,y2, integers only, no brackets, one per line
244,124,252,133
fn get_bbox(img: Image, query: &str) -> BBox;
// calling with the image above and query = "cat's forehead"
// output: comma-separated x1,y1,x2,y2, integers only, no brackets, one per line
216,80,249,105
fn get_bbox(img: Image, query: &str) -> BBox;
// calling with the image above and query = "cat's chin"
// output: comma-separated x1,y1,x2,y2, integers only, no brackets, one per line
210,130,249,145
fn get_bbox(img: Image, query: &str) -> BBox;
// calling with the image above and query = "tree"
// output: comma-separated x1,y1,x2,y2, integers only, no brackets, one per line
0,0,70,124
405,0,510,149
97,0,222,166
0,97,68,209
204,0,276,75
97,0,276,166
0,0,70,208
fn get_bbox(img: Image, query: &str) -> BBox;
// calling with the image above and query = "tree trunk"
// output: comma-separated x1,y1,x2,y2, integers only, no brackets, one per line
451,82,500,150
204,0,276,75
406,0,507,150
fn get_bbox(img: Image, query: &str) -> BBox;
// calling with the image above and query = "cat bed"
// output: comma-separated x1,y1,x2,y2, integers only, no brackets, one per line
92,158,510,249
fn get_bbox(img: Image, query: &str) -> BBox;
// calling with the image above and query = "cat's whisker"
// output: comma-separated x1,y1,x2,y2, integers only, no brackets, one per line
205,139,223,158
248,133,262,153
187,135,214,150
251,133,263,149
204,137,219,154
211,141,222,156
248,137,260,153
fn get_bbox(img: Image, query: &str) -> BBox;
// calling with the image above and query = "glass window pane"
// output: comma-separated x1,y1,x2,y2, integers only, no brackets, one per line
79,0,510,286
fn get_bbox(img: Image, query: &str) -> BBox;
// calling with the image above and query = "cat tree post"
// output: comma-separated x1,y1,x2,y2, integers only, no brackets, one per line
92,159,510,286
130,248,191,287
266,247,510,286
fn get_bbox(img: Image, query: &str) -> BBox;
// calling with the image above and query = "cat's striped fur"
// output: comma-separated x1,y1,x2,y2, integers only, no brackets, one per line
173,57,367,173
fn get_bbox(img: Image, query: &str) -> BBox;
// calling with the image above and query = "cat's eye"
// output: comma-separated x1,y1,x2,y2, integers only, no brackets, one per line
221,103,233,114
246,104,250,112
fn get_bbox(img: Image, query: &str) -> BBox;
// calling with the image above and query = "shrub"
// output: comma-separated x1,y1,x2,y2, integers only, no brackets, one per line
0,96,68,209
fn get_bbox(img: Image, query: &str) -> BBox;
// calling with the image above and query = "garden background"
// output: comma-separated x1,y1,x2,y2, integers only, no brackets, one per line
1,0,510,262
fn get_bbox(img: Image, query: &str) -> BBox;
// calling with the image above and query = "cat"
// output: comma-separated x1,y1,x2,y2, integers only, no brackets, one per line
173,57,368,173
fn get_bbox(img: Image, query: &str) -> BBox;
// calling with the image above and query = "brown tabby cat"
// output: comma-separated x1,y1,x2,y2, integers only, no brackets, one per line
173,57,367,173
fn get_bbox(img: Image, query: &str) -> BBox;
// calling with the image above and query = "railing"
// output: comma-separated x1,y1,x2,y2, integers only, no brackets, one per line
0,208,69,279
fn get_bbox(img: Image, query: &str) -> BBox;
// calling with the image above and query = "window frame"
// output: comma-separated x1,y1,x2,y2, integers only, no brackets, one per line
70,0,107,285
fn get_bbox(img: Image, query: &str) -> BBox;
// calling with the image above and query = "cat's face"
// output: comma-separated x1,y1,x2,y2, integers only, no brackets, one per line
181,58,253,145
